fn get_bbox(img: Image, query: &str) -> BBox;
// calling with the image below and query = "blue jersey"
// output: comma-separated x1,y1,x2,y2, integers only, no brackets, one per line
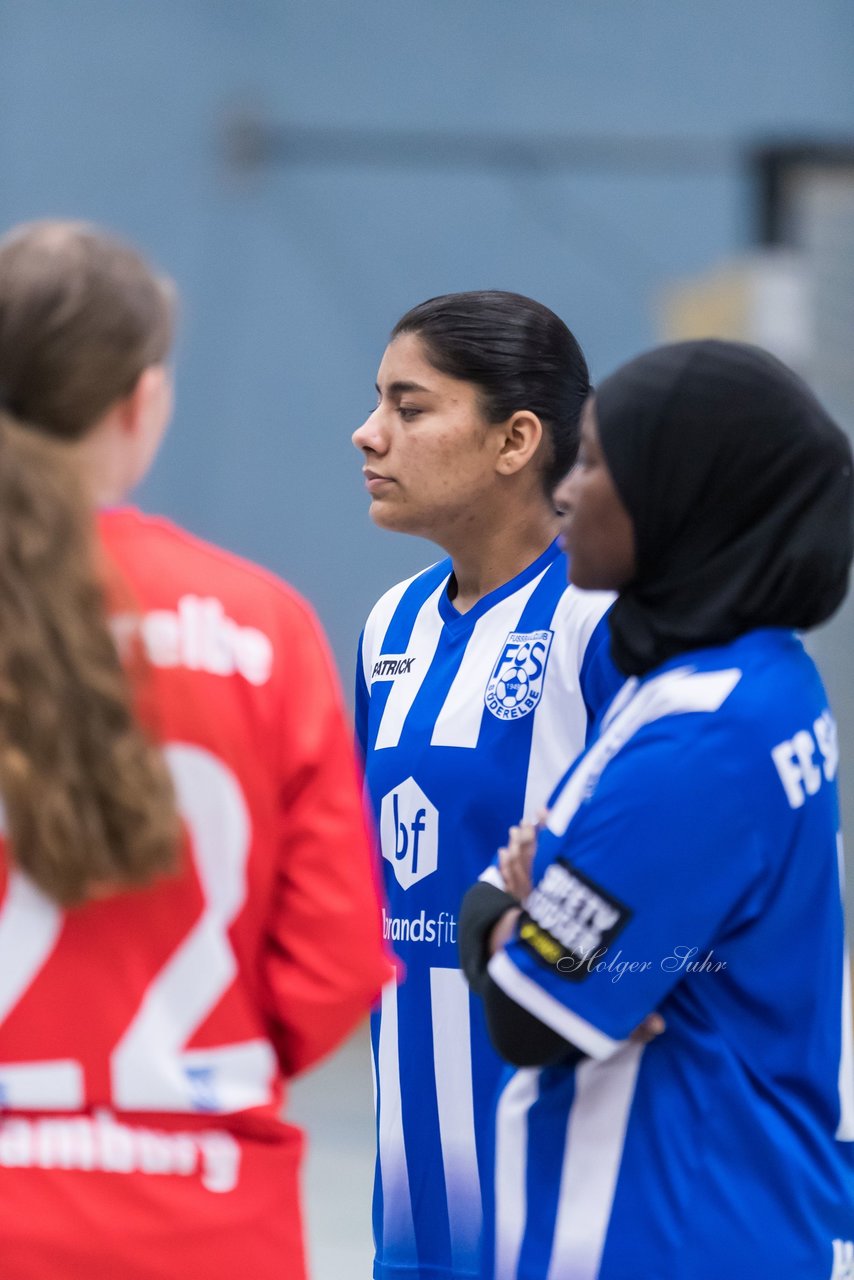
482,628,854,1280
356,541,620,1280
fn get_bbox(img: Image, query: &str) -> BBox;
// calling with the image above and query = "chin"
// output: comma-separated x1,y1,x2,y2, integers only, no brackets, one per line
369,502,414,534
567,561,604,591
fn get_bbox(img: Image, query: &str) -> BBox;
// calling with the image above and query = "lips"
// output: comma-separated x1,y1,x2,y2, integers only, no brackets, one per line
556,512,574,554
364,469,395,492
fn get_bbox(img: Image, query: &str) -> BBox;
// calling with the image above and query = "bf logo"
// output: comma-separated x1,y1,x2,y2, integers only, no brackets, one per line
380,777,439,891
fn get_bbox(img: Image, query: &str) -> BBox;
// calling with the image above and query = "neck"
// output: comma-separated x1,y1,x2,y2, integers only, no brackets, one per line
444,501,559,614
71,425,131,508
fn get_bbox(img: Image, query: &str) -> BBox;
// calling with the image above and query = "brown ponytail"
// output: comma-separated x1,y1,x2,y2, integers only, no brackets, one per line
0,415,180,905
0,221,181,905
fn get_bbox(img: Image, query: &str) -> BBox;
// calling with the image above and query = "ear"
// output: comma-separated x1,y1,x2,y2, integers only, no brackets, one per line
116,365,171,440
494,410,544,477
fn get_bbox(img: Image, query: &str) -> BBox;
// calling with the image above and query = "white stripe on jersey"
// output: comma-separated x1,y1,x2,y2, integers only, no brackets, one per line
836,836,854,1141
488,951,623,1061
430,569,549,749
430,967,483,1265
480,865,506,890
494,1069,540,1280
520,586,614,821
547,1044,645,1280
547,667,742,838
361,567,432,691
377,980,416,1256
374,578,449,751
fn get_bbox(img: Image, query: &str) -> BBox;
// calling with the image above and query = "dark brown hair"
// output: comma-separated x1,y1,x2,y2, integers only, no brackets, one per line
392,290,590,494
0,221,180,905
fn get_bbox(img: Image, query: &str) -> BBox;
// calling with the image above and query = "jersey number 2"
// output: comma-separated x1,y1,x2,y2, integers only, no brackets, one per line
0,744,276,1114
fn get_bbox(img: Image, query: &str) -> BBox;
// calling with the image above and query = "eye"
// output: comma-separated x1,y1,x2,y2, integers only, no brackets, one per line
398,406,422,422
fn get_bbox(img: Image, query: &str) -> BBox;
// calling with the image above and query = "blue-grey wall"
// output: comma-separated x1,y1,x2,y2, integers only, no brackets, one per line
4,12,854,1189
1,0,852,677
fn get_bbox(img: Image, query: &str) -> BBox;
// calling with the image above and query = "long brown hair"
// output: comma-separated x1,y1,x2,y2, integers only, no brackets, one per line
0,221,180,905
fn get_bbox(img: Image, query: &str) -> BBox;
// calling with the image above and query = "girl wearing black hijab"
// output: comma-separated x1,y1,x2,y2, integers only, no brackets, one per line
460,341,854,1280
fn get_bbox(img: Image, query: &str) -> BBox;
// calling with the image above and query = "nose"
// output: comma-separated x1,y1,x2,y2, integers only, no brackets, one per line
552,464,578,514
352,406,387,454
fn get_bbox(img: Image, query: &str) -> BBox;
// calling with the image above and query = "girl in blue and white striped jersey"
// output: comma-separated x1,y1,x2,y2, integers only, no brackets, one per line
353,292,623,1280
463,340,854,1280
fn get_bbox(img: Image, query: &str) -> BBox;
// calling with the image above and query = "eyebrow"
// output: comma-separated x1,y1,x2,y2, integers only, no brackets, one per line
375,380,433,397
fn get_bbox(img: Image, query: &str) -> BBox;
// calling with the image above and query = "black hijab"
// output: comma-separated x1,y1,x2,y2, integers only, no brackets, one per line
595,340,854,677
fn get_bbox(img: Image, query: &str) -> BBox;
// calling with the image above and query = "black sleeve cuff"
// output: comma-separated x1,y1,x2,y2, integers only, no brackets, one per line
482,975,585,1069
460,881,586,1068
459,881,518,995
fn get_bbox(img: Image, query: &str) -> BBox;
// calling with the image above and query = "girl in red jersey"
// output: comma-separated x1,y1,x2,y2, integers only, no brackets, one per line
0,220,392,1280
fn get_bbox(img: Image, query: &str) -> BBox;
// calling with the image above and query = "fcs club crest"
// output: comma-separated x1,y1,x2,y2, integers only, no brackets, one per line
484,630,553,721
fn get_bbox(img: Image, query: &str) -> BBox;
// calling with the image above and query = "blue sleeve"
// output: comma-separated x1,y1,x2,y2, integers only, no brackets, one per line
578,609,624,740
489,720,770,1057
355,629,369,763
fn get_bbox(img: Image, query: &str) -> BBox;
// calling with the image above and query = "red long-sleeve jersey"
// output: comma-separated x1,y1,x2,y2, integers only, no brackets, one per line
0,508,392,1280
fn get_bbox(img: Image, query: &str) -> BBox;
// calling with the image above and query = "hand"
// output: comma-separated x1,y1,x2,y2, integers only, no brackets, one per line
630,1012,666,1044
498,820,539,901
487,907,522,957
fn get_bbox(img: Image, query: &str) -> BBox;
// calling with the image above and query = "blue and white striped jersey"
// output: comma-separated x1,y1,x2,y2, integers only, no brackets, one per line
356,540,619,1280
483,628,854,1280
